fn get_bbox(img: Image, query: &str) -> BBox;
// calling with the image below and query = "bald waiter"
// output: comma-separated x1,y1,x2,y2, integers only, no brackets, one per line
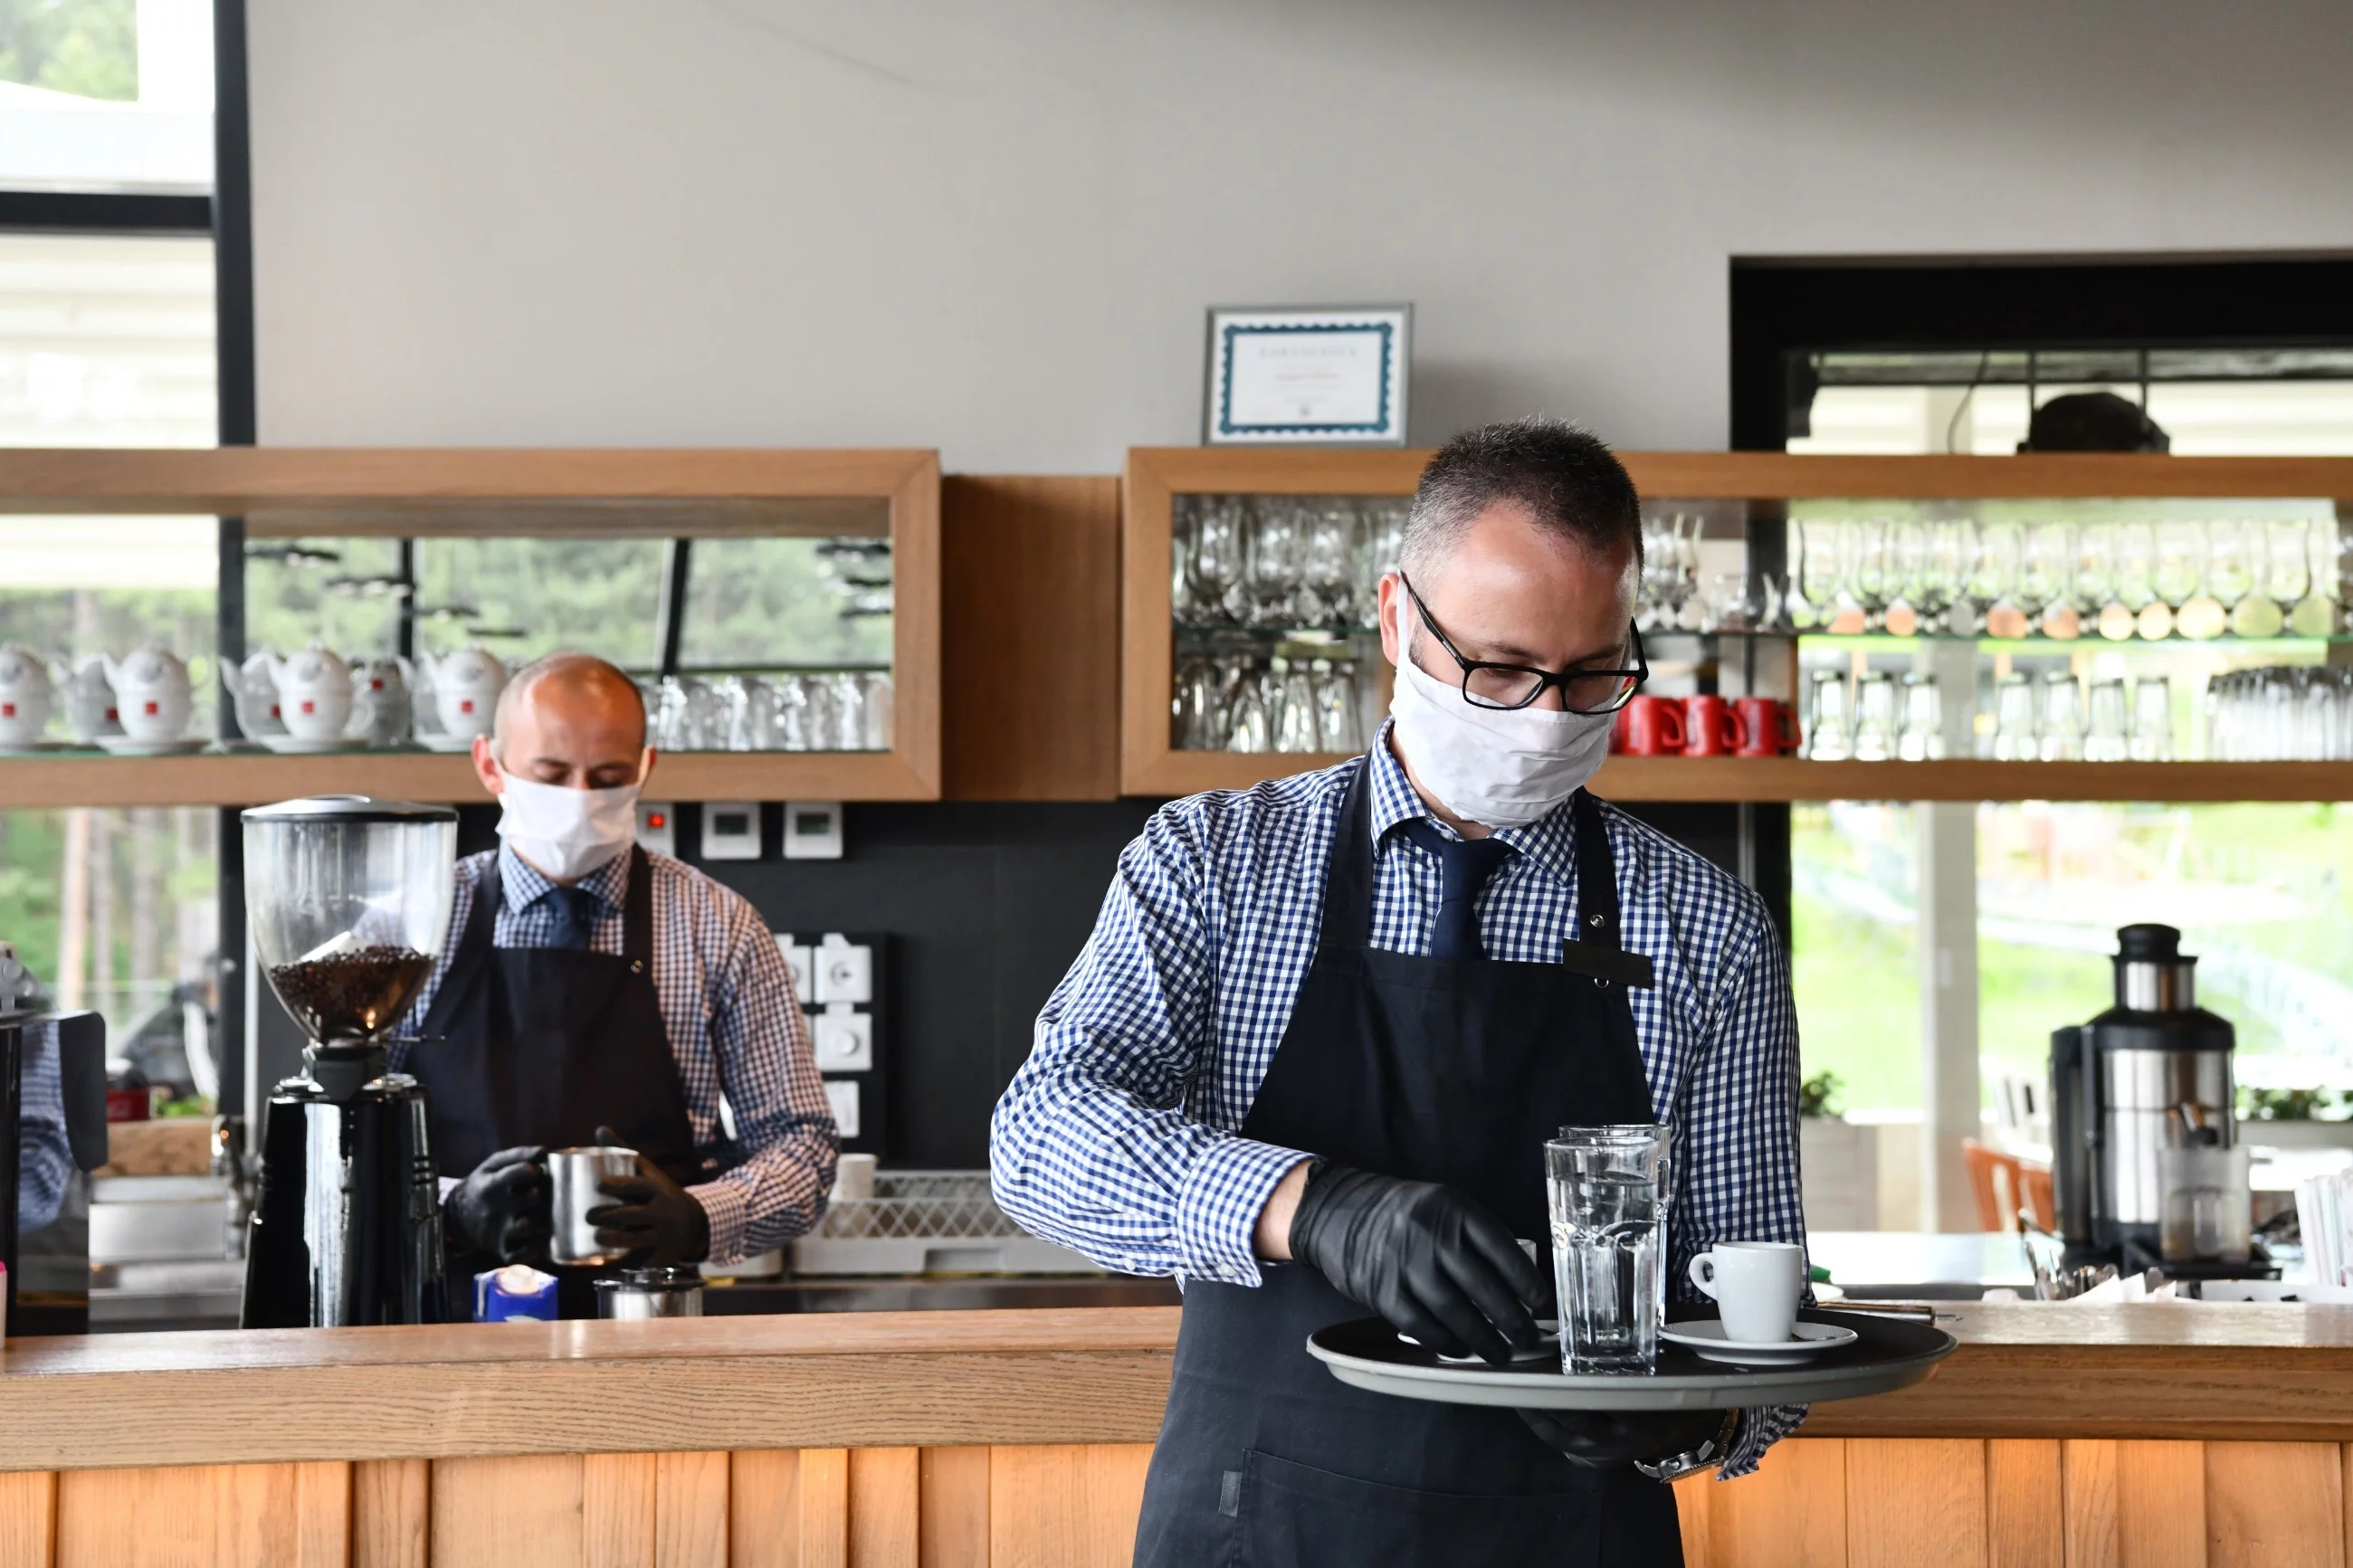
392,652,836,1312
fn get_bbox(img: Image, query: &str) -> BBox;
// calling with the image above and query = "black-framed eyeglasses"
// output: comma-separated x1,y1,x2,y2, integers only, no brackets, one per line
1400,573,1648,714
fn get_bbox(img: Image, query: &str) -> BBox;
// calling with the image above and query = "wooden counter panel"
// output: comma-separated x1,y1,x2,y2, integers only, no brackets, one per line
0,1347,1174,1473
28,1302,2353,1473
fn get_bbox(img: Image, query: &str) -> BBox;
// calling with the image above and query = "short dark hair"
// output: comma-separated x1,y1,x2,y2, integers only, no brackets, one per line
1400,418,1643,579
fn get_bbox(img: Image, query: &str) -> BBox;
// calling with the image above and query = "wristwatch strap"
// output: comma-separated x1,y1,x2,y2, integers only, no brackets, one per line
1634,1409,1740,1484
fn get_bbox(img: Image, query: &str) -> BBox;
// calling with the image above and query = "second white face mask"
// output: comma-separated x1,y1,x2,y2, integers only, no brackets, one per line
495,766,643,880
1387,636,1617,829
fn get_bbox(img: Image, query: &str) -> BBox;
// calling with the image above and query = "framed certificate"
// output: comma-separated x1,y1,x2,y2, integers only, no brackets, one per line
1203,305,1412,446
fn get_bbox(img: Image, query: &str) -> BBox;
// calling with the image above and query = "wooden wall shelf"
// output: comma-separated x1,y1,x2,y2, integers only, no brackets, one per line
1123,446,2353,799
1125,752,2353,804
0,447,943,803
0,751,938,811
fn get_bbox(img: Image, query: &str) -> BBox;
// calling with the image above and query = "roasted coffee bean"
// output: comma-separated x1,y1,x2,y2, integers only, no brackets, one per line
269,946,434,1041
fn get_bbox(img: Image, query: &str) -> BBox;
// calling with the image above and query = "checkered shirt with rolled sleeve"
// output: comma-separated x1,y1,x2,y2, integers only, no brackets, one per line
990,724,1808,1477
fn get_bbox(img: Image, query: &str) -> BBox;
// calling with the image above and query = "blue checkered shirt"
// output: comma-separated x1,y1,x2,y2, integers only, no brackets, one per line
395,843,838,1264
990,723,1806,1475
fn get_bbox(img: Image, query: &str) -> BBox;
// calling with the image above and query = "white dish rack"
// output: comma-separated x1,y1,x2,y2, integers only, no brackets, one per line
791,1170,1104,1276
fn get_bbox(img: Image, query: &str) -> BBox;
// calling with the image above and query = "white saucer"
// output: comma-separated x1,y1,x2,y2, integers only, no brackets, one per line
0,740,67,755
1402,1329,1562,1365
416,734,480,753
1660,1319,1857,1365
94,735,206,756
257,735,365,755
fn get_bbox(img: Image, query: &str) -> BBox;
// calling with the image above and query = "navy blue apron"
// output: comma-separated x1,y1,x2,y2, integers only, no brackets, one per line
1132,767,1680,1567
406,845,698,1317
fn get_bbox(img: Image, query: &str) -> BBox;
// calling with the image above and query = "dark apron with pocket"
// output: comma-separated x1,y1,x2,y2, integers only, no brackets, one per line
1131,766,1681,1568
405,845,699,1317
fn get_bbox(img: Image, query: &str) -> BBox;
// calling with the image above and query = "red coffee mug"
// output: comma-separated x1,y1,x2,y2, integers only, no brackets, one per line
1619,695,1688,756
1682,695,1739,757
1733,697,1802,757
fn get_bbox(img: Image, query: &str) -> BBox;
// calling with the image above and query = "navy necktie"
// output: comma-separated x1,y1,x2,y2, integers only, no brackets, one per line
1400,819,1516,961
545,885,598,950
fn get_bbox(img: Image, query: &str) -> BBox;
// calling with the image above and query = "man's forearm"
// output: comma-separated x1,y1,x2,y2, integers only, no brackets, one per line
1253,1159,1312,1260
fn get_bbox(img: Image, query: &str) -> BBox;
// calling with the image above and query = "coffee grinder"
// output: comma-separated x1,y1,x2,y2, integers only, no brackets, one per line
240,797,458,1328
2050,924,2263,1278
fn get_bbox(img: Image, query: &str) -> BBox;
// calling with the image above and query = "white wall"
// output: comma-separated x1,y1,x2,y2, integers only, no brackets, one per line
247,0,2353,471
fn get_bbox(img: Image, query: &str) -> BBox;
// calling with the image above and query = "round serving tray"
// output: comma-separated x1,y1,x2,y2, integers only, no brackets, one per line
1307,1308,1957,1412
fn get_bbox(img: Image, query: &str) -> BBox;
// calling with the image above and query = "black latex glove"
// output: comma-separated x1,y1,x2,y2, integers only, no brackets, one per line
1287,1163,1546,1365
443,1145,550,1263
1516,1408,1728,1471
584,1125,710,1266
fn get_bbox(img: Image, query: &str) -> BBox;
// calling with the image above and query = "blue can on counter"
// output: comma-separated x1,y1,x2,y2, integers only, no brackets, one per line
474,1264,560,1322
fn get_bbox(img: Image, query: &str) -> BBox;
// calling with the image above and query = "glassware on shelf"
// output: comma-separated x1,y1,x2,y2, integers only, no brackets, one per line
1700,573,1758,633
2084,677,2130,762
2148,521,2202,641
1224,665,1272,754
1172,656,1218,749
2251,518,2309,640
1300,504,1362,628
859,672,893,750
1898,673,1943,761
1849,518,1892,633
2206,667,2353,761
2130,675,2173,762
1312,659,1362,753
1805,669,1852,761
2113,522,2158,640
1190,497,1248,627
1852,670,1898,761
1272,656,1319,754
1991,671,2037,761
2181,520,2248,641
2020,522,2079,639
1882,520,1927,637
2038,671,2085,761
1974,522,2027,639
1802,523,1863,636
1239,499,1308,629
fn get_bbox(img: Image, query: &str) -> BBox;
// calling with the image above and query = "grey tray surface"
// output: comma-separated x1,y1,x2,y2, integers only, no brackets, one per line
1308,1308,1956,1412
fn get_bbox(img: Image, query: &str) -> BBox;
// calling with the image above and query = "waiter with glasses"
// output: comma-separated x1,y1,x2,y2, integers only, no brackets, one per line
992,419,1806,1566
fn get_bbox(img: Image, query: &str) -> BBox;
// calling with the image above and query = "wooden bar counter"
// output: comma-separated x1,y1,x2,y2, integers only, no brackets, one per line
7,1300,2353,1567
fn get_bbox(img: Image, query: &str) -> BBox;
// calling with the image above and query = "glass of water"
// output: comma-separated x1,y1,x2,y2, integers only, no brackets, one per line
1547,1125,1669,1373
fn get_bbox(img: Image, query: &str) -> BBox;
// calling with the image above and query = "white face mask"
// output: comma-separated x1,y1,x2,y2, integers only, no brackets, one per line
1386,632,1616,829
495,765,643,880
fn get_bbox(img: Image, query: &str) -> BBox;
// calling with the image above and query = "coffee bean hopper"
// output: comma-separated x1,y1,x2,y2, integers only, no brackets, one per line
239,796,458,1328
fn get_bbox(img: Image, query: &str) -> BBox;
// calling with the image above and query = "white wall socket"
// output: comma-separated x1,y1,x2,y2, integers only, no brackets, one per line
811,1004,874,1072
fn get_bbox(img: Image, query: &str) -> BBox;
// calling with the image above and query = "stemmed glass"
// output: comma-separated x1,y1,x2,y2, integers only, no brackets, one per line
1796,522,1845,634
2148,521,2204,640
2183,520,2249,641
1298,503,1360,628
1187,499,1246,627
1849,518,1892,632
2115,522,2159,640
1240,501,1306,630
1974,522,2026,639
2259,518,2313,639
2074,525,2125,640
2019,522,2078,640
1883,520,1927,637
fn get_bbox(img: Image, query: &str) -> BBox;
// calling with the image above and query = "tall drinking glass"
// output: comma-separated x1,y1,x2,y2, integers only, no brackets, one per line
1547,1126,1669,1373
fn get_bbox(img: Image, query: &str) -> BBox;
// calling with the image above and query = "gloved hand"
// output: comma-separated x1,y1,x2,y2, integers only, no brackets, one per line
585,1126,710,1266
1516,1408,1729,1471
1287,1163,1545,1365
443,1145,550,1262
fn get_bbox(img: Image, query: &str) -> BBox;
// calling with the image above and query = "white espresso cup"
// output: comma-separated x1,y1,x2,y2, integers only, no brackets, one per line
1688,1240,1805,1345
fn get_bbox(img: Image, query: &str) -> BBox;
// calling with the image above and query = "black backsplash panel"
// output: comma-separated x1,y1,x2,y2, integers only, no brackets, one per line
249,797,1744,1174
691,801,1161,1171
